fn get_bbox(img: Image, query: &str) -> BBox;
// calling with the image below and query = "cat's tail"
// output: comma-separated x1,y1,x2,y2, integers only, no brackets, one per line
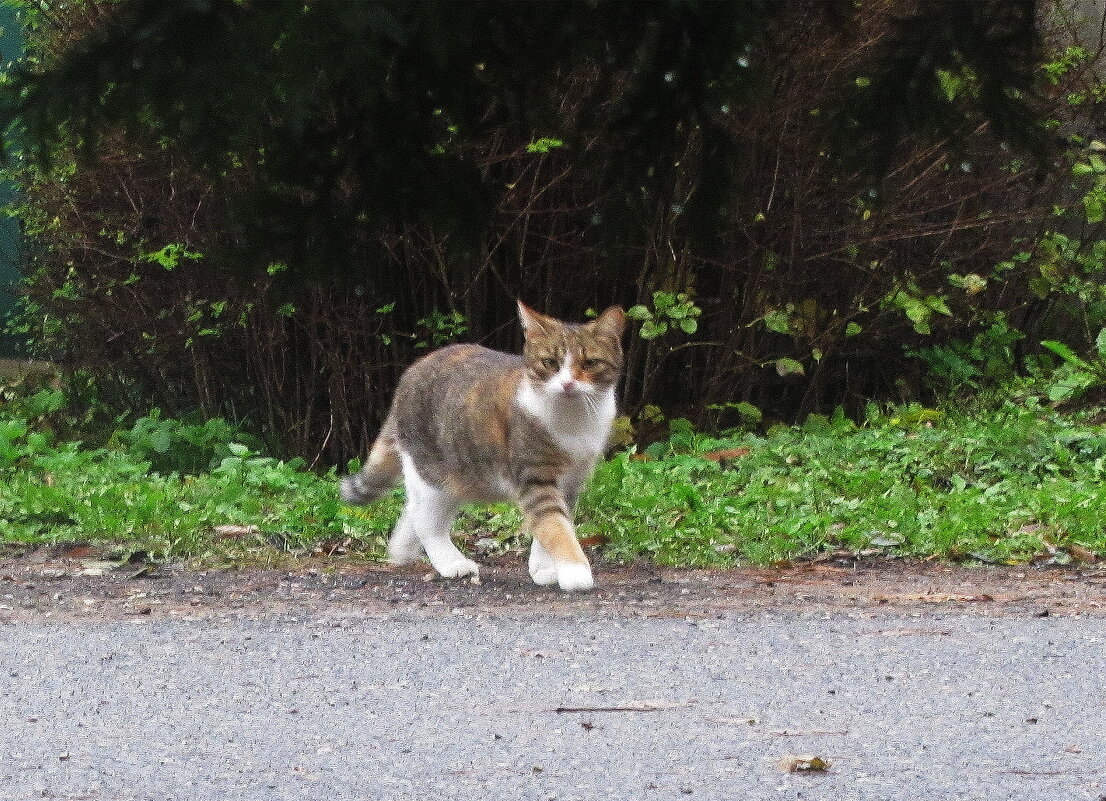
340,424,401,505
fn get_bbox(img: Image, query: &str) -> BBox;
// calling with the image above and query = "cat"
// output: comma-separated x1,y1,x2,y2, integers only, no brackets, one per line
340,301,625,591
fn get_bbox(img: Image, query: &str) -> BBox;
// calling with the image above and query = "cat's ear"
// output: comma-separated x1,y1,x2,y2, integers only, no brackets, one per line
517,300,557,334
587,305,626,338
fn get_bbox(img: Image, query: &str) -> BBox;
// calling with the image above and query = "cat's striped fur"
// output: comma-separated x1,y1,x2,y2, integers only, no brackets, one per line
340,301,625,591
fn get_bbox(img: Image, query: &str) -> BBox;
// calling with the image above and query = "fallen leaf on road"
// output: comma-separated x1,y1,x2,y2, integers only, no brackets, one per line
779,755,830,772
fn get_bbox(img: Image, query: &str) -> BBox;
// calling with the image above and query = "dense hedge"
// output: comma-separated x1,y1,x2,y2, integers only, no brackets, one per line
3,0,1104,463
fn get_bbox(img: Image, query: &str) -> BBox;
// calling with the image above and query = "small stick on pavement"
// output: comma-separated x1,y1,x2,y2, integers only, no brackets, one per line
554,704,675,713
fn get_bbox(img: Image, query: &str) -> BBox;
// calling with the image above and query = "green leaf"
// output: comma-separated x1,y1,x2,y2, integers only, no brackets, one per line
763,309,791,334
1095,328,1106,357
150,428,172,454
1083,194,1105,224
845,322,862,337
735,402,762,424
525,137,565,154
775,357,805,377
626,305,652,321
1041,340,1094,370
679,318,698,334
925,296,952,316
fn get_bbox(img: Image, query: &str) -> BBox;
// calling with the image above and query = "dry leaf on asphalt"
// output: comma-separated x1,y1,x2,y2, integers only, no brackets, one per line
779,755,831,772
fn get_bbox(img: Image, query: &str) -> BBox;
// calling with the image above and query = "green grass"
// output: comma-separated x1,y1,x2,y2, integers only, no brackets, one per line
0,389,398,562
582,404,1106,566
1,386,1104,568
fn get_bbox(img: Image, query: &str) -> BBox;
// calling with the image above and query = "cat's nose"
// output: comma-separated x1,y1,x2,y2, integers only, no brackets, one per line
561,379,578,393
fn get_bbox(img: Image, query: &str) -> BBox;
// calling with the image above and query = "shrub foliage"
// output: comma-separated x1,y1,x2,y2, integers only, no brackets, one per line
2,0,1104,463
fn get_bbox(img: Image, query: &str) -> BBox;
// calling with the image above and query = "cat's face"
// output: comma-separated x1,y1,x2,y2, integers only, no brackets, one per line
518,302,625,398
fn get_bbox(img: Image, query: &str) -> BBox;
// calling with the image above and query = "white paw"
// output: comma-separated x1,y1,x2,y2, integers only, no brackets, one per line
529,564,558,586
388,540,424,566
556,562,595,592
436,557,481,580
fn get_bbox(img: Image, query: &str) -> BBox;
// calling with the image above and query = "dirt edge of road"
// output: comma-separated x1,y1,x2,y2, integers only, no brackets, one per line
2,550,1105,623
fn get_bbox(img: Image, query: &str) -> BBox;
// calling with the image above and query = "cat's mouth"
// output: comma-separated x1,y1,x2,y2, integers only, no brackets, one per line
553,382,593,398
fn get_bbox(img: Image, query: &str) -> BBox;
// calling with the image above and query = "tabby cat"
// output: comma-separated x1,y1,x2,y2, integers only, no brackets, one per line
340,301,625,591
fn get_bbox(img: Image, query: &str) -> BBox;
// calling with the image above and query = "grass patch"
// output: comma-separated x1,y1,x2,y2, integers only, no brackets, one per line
0,389,397,562
1,386,1104,568
582,403,1106,566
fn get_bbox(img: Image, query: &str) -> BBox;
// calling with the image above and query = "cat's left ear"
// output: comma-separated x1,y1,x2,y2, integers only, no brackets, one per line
517,300,557,334
587,305,626,338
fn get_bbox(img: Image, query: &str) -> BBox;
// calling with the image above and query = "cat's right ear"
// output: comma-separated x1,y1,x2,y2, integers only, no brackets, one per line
517,300,554,334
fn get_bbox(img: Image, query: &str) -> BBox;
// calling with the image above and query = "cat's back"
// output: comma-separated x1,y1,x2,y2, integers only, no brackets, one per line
397,343,520,395
391,344,521,436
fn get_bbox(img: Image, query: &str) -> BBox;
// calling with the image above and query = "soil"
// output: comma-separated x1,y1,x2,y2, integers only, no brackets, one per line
2,548,1105,623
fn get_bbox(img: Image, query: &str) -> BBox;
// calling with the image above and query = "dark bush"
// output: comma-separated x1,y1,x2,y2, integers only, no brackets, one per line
3,0,1102,463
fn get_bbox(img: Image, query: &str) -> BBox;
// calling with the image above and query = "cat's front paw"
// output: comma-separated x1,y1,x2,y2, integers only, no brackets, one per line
436,557,481,580
529,564,558,586
556,562,594,592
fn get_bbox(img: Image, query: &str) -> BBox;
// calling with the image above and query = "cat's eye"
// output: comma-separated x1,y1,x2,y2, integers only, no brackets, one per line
581,358,606,370
540,357,560,371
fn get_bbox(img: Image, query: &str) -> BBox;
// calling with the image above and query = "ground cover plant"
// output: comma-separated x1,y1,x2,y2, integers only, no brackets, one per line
2,377,1103,570
0,385,396,563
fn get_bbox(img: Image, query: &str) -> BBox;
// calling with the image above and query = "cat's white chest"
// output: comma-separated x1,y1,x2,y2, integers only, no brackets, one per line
516,381,615,464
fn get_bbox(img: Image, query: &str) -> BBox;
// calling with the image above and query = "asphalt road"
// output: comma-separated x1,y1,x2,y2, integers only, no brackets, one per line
2,561,1105,801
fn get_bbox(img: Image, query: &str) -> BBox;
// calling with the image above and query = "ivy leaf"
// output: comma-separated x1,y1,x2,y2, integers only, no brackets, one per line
679,318,698,334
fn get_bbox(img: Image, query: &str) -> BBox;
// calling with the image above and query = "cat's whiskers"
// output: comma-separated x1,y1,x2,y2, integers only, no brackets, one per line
580,389,600,418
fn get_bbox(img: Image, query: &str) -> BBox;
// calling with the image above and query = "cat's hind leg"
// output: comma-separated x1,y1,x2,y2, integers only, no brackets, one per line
399,453,479,580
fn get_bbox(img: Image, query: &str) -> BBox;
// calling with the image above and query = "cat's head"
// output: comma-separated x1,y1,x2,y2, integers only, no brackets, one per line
518,301,625,398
